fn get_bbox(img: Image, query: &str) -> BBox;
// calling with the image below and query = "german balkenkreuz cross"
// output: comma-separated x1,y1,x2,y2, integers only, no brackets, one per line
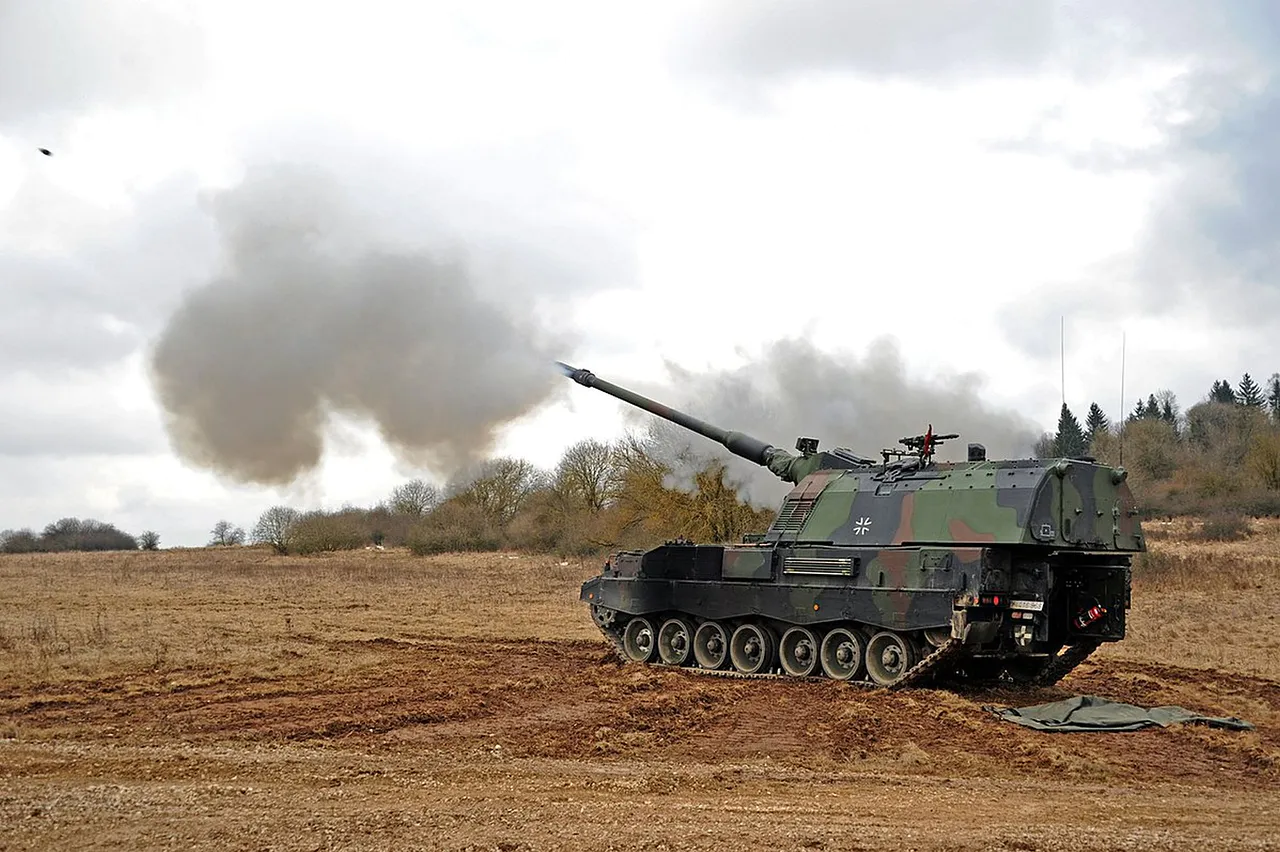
853,517,872,535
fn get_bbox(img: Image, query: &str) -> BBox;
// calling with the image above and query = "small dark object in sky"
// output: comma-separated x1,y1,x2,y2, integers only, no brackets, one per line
38,148,51,156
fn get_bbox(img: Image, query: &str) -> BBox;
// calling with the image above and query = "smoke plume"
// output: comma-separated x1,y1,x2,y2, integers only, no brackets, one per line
627,337,1041,505
150,165,561,485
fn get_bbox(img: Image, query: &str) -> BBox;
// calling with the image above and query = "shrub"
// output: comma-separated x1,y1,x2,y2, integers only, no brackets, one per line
0,528,41,553
1194,513,1252,542
37,518,137,551
288,511,367,555
407,501,501,555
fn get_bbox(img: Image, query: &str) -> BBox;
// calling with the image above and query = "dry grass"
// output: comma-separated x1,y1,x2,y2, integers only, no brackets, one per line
1098,516,1280,679
3,519,1279,688
0,546,600,691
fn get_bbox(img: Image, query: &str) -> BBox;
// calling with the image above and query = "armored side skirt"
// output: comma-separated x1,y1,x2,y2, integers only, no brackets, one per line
581,575,955,633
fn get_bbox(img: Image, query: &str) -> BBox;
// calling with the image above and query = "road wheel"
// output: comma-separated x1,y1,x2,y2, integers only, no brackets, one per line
693,621,730,669
657,617,695,666
819,627,865,681
779,626,821,677
729,622,776,675
865,630,918,686
622,617,656,663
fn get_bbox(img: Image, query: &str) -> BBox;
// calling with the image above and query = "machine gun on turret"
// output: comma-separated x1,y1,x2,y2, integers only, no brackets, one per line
880,425,960,465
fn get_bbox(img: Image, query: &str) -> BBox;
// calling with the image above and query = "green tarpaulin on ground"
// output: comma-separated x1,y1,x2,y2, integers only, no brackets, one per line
987,695,1254,733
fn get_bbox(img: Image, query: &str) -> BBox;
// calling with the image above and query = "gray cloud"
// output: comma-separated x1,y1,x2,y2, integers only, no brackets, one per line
0,384,162,458
0,455,265,547
603,336,1040,505
0,0,207,129
678,0,1057,82
148,162,580,486
1052,5,1280,331
677,1,1260,85
677,0,1280,376
0,174,218,374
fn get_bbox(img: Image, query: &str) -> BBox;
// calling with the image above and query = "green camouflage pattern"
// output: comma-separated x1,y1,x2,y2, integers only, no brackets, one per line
766,459,1143,552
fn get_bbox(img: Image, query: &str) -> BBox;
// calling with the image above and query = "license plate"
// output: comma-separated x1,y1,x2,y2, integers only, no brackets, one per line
1010,599,1044,611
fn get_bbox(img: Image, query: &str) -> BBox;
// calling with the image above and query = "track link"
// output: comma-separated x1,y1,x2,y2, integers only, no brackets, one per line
1031,640,1102,687
596,618,962,690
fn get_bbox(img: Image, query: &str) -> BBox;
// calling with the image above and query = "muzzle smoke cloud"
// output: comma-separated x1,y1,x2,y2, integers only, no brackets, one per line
150,165,560,484
628,337,1042,505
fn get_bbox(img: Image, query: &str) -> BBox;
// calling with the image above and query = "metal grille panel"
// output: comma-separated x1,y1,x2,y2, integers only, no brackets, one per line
771,497,816,533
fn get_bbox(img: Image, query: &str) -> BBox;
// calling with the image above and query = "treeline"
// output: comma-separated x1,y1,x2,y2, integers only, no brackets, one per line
242,432,775,556
1040,372,1280,517
0,518,159,553
1,430,774,558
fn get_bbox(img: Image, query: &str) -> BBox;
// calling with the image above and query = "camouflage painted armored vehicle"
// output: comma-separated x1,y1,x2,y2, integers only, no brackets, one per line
558,362,1144,688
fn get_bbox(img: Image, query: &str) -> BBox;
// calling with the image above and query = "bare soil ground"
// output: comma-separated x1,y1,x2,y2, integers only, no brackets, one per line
2,522,1279,851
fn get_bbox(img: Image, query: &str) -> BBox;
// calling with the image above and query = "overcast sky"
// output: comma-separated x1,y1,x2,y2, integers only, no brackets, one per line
2,1,1277,546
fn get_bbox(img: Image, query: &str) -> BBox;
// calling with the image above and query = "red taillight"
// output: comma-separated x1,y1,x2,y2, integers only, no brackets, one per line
993,596,1000,606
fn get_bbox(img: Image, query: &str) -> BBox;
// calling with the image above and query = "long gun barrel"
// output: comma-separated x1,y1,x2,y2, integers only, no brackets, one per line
556,361,781,468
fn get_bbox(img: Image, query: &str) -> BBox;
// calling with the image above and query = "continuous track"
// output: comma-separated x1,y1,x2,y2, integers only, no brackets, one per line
595,613,1099,690
1031,640,1102,687
596,615,963,690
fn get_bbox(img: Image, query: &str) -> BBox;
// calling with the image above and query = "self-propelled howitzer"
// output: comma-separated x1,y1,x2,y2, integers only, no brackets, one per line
558,361,1145,688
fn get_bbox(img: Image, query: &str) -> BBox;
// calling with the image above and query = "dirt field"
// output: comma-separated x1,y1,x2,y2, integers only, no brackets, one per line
2,521,1279,851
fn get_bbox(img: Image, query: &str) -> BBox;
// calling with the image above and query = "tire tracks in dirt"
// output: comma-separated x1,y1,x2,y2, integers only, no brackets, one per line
5,638,1276,788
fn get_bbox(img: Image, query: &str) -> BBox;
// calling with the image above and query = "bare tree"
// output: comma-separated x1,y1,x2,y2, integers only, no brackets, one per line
389,478,439,517
0,528,40,553
209,520,246,546
138,530,161,550
553,439,615,512
446,457,547,525
251,506,301,554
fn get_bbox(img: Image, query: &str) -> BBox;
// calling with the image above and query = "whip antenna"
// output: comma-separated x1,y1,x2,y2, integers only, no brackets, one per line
1061,316,1065,407
1118,332,1126,467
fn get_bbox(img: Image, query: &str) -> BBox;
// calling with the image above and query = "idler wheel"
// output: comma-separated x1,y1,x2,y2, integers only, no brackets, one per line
779,626,821,677
923,626,952,648
592,605,618,629
865,630,918,686
729,623,776,675
693,621,729,670
819,627,866,681
657,617,695,666
622,617,657,663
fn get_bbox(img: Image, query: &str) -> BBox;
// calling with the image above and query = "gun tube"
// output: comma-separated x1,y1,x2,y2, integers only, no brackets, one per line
555,361,777,466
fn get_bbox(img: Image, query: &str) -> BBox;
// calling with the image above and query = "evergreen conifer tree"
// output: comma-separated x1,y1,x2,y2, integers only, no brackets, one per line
1053,403,1088,458
1155,390,1179,429
1238,373,1264,406
1209,379,1237,404
1084,402,1109,444
1267,373,1280,422
1145,393,1160,417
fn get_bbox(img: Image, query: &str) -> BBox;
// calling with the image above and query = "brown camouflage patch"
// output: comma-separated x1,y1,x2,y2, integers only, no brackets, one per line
893,493,916,543
947,519,997,542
